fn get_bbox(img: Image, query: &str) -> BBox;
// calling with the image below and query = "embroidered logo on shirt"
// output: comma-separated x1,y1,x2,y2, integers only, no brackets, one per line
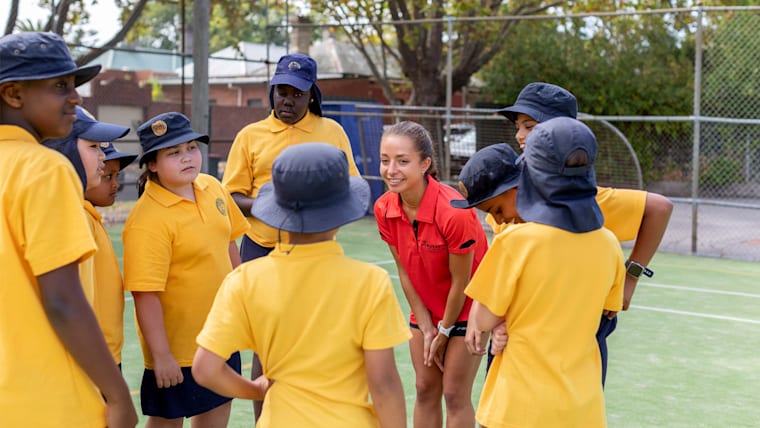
215,198,227,216
420,241,447,252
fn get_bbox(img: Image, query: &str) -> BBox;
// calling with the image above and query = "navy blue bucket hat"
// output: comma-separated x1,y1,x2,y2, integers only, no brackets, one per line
137,112,209,167
268,53,323,117
0,32,101,87
451,144,521,209
516,117,603,233
252,143,370,234
497,82,578,123
101,141,138,171
43,106,130,191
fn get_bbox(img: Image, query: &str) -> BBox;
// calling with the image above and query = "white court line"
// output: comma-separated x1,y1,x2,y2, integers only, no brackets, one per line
639,281,760,299
630,305,760,325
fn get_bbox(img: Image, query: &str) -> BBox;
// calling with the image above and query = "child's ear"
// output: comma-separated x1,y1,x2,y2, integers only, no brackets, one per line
0,82,23,109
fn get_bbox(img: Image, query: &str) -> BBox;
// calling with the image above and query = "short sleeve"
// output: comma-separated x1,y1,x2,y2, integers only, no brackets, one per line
603,245,626,312
373,195,397,246
19,162,96,276
465,233,520,317
123,222,172,292
361,271,412,350
221,131,254,196
596,187,647,242
216,179,249,240
440,206,483,255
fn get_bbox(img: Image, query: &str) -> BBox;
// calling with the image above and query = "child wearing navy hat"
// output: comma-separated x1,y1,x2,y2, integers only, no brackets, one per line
221,52,362,419
194,143,410,427
489,81,673,384
84,126,138,370
0,32,136,428
464,117,626,428
123,112,249,426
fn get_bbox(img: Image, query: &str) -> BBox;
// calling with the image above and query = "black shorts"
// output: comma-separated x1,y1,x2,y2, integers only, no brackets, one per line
409,320,468,337
140,352,241,419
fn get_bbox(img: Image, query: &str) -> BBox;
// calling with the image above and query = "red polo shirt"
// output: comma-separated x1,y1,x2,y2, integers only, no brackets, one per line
374,176,488,323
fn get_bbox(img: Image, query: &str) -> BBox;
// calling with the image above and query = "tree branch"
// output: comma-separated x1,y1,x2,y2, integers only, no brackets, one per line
75,0,150,66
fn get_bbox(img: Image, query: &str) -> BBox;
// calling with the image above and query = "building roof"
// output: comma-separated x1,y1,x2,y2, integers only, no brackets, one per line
86,47,183,74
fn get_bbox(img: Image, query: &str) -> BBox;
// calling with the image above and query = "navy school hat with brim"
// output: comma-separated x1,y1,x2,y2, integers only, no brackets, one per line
252,143,370,234
451,144,521,209
0,32,101,87
268,53,323,116
497,82,578,123
516,117,603,233
137,112,209,167
101,141,138,171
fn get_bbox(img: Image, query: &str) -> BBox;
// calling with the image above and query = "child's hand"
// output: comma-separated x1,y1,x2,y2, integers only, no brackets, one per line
464,326,488,356
252,375,273,398
153,354,183,388
489,322,508,355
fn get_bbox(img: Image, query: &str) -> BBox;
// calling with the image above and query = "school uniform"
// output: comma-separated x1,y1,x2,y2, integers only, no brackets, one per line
466,223,625,428
84,200,125,364
0,126,104,428
123,173,249,417
199,225,410,427
374,175,488,324
222,111,360,249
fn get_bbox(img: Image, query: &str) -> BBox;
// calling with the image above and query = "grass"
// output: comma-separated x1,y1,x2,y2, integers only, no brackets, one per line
108,214,760,427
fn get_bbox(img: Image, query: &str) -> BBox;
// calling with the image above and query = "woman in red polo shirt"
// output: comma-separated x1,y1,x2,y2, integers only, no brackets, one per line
374,121,488,428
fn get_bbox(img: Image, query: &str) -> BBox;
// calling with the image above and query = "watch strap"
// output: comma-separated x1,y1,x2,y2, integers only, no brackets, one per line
437,320,454,337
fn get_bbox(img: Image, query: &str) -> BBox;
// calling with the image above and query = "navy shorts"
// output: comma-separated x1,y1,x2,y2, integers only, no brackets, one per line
140,352,241,419
240,235,273,262
410,320,468,337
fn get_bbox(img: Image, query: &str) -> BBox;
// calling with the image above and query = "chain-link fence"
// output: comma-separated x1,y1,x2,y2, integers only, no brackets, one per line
320,6,760,261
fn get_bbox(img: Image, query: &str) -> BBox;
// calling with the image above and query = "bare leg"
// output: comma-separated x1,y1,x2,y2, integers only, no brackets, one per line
190,401,232,428
409,329,444,428
441,337,481,427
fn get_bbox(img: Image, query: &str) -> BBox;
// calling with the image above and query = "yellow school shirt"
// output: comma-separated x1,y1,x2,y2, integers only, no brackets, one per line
0,126,104,428
486,186,647,241
123,174,249,368
84,201,125,363
197,240,411,428
465,223,625,428
222,111,360,247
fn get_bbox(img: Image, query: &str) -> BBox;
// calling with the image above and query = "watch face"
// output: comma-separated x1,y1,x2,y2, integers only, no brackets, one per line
627,263,644,277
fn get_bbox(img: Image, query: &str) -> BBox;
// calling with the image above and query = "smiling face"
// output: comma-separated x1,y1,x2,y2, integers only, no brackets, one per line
514,113,539,151
0,75,82,141
77,138,106,190
148,141,202,193
85,159,121,207
474,188,521,225
272,84,311,125
379,133,431,196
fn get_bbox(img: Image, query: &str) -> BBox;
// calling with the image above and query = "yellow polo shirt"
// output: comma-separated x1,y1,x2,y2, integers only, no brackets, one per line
222,111,360,247
0,125,104,427
486,186,647,241
123,174,249,368
84,201,125,364
465,223,624,428
198,240,411,428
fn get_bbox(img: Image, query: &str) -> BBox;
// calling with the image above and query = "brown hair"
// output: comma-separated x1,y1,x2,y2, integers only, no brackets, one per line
382,120,438,179
136,151,158,197
564,149,590,167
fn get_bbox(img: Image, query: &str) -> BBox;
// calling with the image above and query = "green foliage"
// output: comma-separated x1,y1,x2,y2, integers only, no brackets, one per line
700,156,743,188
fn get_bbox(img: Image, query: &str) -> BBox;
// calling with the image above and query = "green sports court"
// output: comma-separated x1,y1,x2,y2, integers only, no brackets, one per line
108,214,760,428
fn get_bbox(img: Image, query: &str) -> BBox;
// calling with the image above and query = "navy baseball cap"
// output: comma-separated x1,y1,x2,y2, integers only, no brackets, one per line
497,82,578,123
516,117,602,233
253,143,370,234
451,144,521,209
101,141,138,171
137,112,209,167
0,32,101,87
268,53,323,116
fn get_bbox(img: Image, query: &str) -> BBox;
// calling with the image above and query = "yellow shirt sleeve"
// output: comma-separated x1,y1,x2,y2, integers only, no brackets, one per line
596,186,647,242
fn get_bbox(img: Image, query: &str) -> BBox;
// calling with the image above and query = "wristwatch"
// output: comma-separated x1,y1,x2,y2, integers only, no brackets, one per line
625,259,654,279
437,321,454,337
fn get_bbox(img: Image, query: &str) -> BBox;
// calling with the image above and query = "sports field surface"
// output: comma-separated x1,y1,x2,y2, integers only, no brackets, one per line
107,215,760,427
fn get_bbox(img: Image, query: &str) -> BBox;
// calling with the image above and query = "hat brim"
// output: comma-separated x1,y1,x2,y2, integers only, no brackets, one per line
252,176,370,233
450,176,520,209
79,121,130,143
497,104,551,124
270,74,313,92
0,64,101,87
138,131,209,166
105,152,138,171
